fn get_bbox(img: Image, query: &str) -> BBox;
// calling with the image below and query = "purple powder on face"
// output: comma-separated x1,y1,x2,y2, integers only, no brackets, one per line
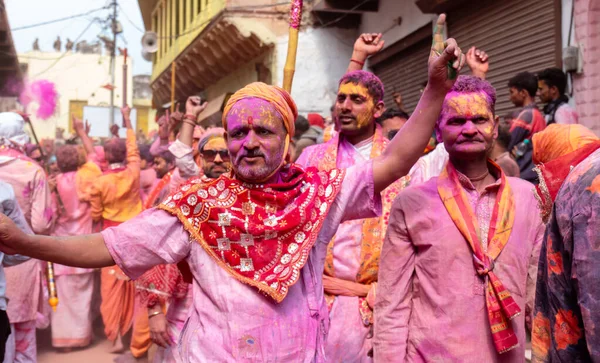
19,80,59,120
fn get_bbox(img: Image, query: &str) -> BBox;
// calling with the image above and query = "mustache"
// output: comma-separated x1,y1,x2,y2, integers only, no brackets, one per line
236,150,265,162
456,137,485,143
337,113,356,120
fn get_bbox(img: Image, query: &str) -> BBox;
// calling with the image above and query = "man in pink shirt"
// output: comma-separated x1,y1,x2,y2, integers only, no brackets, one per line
0,112,55,362
374,75,545,362
0,34,465,361
50,142,102,350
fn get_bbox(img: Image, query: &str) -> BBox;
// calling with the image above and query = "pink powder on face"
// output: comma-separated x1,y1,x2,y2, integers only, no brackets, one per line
19,80,59,120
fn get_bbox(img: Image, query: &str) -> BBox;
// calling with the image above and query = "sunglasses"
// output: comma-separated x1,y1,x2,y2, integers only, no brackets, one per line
201,149,230,162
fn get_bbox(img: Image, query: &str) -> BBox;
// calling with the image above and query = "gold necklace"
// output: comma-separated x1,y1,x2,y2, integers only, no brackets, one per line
469,170,490,182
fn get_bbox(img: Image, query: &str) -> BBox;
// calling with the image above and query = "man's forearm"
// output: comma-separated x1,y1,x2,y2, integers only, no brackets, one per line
77,129,96,156
25,233,115,268
347,50,367,73
373,86,446,193
178,122,195,147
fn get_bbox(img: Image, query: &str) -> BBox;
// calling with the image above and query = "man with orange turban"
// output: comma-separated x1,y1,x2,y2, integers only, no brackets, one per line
530,124,600,362
0,35,466,361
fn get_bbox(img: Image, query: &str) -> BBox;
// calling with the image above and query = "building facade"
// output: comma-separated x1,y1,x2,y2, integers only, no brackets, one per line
18,51,133,139
137,0,356,123
356,0,598,133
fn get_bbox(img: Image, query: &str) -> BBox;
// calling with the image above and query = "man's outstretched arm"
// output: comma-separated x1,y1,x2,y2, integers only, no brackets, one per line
373,14,464,194
0,214,114,268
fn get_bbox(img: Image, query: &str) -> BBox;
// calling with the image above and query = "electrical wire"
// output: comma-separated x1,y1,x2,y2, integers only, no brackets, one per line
315,0,372,28
12,7,109,31
32,18,101,78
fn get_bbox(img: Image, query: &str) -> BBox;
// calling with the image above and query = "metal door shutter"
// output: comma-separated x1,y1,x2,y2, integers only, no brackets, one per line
448,0,559,116
371,37,431,114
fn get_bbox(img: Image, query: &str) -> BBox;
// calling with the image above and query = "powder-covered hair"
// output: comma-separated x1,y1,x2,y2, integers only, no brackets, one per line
437,75,497,127
339,70,385,104
55,145,80,173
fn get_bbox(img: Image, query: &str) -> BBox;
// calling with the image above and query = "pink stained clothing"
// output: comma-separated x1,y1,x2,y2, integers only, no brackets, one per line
140,168,158,204
51,273,94,348
53,164,100,276
150,137,171,157
0,148,54,234
296,136,376,362
102,162,381,362
554,103,579,125
3,320,36,363
154,285,193,363
0,148,53,326
408,143,449,186
374,173,544,363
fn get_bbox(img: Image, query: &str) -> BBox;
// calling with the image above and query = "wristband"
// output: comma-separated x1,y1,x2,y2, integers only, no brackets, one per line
184,114,197,122
350,59,365,67
148,310,163,318
182,119,196,128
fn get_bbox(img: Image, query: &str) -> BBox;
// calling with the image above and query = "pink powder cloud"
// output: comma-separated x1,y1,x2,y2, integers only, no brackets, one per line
19,80,59,120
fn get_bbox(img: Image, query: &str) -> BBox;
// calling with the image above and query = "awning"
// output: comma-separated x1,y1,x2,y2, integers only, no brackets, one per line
198,93,232,127
151,14,275,107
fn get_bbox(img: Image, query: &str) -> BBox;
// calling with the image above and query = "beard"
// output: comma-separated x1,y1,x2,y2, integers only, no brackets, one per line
204,165,227,179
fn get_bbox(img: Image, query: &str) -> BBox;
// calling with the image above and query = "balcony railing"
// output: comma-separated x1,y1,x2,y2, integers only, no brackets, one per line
151,0,226,81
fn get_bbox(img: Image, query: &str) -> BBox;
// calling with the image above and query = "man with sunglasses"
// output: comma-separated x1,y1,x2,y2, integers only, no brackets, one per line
196,128,231,179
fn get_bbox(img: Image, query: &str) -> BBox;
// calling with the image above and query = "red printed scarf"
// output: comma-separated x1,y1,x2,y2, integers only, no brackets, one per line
158,164,345,302
534,142,600,223
437,160,520,354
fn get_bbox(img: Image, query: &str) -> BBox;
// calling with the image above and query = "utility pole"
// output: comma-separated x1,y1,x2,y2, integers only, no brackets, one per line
109,0,118,126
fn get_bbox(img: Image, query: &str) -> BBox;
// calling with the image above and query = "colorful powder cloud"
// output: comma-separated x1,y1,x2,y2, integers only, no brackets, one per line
19,80,59,120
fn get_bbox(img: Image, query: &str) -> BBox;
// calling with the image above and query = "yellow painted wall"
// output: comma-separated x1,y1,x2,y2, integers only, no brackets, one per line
151,0,226,82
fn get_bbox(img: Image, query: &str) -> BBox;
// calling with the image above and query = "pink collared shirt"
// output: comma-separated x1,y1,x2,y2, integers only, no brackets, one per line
374,171,544,363
102,161,381,362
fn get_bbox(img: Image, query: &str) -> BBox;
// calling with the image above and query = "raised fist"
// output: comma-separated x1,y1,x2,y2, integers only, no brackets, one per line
428,14,465,91
353,33,385,58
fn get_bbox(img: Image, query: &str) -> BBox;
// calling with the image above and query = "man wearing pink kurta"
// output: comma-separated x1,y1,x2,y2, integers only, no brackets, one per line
50,143,102,349
374,76,544,362
297,70,406,362
0,32,466,362
0,112,55,362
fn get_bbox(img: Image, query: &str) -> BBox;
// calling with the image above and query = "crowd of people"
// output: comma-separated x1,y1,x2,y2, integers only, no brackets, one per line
0,13,597,363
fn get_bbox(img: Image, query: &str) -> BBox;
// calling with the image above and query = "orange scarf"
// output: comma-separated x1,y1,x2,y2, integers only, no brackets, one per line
158,164,345,302
437,160,520,354
144,171,172,210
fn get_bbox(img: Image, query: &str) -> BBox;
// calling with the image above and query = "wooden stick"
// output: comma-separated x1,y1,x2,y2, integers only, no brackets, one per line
282,0,303,93
122,48,128,107
171,61,176,113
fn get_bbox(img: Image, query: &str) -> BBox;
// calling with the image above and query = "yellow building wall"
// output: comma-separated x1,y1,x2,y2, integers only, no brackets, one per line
151,0,226,82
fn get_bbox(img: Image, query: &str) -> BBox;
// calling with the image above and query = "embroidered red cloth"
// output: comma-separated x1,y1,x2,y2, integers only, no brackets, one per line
158,164,345,302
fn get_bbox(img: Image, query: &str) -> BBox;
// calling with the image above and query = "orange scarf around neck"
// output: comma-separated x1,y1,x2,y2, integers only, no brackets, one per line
437,160,520,354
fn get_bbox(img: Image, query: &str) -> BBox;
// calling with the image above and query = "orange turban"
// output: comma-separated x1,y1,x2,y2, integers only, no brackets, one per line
533,124,599,164
222,82,298,138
